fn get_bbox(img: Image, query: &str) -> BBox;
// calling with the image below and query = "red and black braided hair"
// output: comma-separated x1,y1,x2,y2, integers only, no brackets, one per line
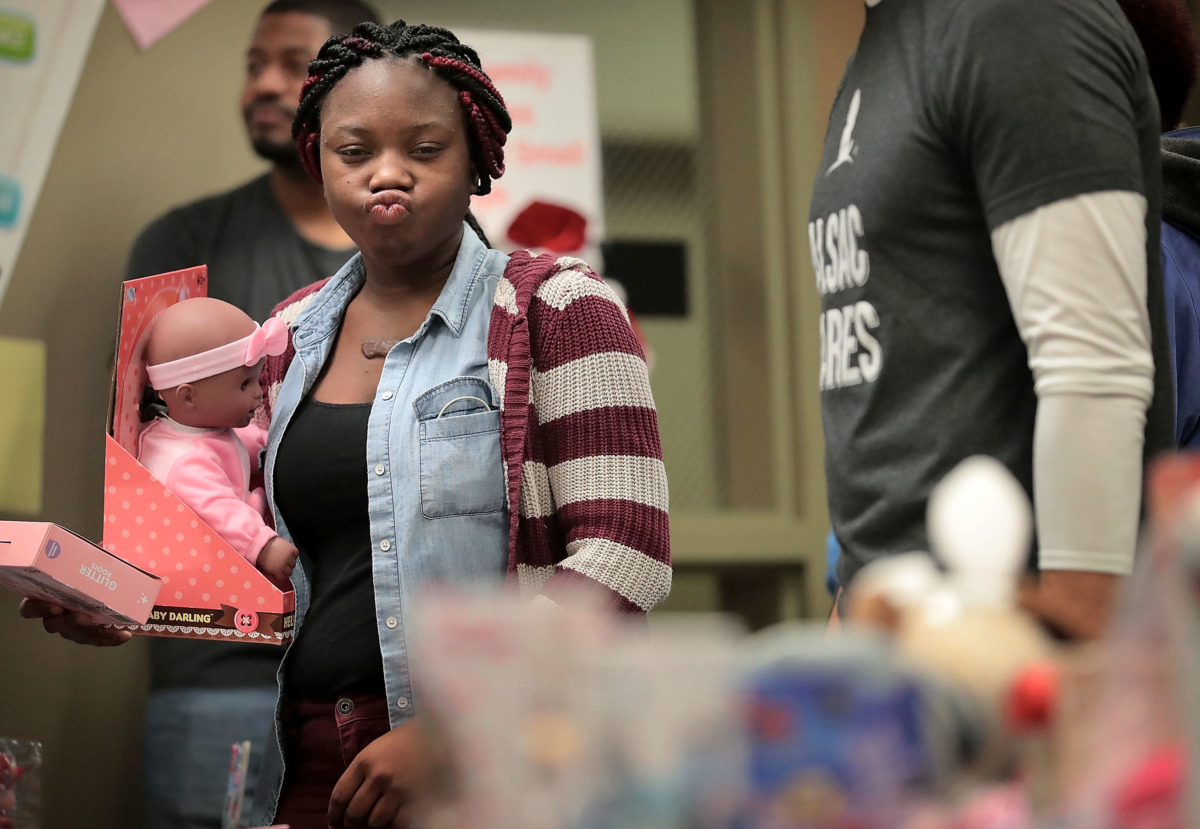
292,20,511,195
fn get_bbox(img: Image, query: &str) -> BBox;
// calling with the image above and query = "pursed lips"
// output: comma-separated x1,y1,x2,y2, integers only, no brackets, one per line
366,190,413,223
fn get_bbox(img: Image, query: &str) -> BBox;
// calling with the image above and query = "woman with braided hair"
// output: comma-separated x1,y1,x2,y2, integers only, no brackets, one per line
244,19,670,829
17,18,668,826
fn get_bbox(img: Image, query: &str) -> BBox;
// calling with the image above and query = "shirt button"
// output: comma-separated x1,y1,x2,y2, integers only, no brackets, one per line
381,391,393,400
374,464,385,476
397,697,409,710
336,698,354,716
385,616,398,629
380,539,391,552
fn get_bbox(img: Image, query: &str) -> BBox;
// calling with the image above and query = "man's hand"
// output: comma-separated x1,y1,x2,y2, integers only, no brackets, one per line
1018,569,1123,640
328,716,443,829
18,599,133,646
257,537,299,588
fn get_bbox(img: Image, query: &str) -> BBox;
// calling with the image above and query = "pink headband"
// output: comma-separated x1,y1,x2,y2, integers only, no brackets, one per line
146,318,288,390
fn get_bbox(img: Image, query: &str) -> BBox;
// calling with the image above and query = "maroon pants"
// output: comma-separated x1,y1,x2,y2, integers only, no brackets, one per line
273,694,391,829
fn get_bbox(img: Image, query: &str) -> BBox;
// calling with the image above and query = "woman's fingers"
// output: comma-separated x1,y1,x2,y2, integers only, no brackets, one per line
19,599,132,646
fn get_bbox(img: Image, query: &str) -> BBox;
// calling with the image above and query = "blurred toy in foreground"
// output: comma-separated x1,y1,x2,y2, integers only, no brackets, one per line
846,458,1055,790
139,297,297,585
0,739,39,829
0,751,19,829
409,453,1200,827
741,625,964,828
411,585,1042,826
1051,453,1200,828
414,591,748,829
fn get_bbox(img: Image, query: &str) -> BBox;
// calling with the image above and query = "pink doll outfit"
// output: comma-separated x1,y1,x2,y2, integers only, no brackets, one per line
137,417,275,563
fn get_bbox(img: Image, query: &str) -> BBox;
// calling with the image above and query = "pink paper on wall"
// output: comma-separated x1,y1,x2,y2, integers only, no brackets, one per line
111,0,214,50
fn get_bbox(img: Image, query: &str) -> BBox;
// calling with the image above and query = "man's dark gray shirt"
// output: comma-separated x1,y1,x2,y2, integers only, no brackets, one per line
809,0,1173,590
128,173,354,323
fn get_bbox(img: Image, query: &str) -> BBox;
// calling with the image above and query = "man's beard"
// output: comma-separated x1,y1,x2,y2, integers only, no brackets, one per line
251,136,302,168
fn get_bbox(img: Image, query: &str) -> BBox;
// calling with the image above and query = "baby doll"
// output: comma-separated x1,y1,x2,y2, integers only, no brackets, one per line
139,297,298,585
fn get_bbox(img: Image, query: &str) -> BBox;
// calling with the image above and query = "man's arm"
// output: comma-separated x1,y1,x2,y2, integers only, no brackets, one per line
938,0,1162,638
992,191,1154,637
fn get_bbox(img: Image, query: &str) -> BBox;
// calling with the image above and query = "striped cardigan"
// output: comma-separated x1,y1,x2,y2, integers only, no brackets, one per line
260,250,671,615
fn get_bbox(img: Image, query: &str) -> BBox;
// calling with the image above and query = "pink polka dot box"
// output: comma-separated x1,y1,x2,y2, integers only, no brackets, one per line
102,271,294,644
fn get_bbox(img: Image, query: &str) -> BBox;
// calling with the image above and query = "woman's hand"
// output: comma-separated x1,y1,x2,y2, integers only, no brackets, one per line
328,716,442,829
18,599,133,646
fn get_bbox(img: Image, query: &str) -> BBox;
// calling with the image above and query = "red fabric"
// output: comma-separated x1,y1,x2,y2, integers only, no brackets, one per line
538,407,665,463
522,293,645,369
274,695,391,829
505,200,588,253
556,500,671,561
490,252,550,581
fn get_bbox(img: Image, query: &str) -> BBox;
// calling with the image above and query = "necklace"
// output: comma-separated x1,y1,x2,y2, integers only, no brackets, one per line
361,338,400,359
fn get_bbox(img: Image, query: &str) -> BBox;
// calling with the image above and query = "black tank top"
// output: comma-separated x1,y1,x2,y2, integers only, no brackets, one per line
274,396,384,699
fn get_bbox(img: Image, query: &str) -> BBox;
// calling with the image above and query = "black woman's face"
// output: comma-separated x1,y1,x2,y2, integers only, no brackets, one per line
318,57,476,270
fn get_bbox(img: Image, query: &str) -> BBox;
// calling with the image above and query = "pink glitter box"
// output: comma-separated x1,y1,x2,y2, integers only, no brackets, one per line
0,521,161,625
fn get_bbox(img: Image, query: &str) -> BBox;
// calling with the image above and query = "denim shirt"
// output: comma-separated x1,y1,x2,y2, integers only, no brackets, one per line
252,226,510,820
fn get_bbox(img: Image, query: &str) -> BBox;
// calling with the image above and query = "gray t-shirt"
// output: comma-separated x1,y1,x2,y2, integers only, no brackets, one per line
126,173,355,690
127,173,355,323
809,0,1173,589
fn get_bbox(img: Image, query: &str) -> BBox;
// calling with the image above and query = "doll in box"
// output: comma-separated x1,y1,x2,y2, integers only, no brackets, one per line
139,297,298,585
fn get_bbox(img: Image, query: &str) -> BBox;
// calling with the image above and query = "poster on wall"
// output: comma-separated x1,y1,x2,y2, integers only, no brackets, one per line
0,0,105,311
458,29,605,269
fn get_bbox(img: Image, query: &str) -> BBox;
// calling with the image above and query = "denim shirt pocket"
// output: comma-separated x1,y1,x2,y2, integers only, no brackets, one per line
413,376,505,519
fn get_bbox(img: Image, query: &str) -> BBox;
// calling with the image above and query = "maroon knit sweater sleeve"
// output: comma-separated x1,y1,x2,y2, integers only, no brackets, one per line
256,278,329,425
490,252,671,615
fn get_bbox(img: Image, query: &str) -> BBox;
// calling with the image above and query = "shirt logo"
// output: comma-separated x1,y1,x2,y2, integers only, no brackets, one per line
826,89,861,176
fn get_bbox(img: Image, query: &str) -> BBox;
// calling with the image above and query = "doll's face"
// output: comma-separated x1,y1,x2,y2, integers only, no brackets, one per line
146,297,264,431
170,361,265,429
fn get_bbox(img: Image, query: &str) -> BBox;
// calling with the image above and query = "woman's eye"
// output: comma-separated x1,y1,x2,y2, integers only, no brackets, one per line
414,145,442,157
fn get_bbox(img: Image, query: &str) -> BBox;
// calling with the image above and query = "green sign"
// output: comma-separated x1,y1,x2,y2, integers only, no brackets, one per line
0,11,34,62
0,173,20,228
